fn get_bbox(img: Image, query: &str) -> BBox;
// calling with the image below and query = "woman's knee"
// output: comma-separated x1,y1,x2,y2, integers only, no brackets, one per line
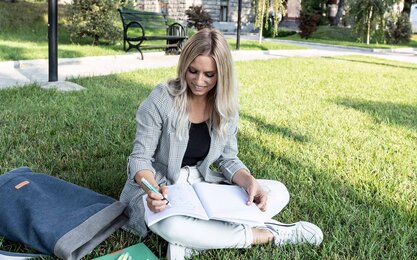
258,179,290,206
149,216,189,244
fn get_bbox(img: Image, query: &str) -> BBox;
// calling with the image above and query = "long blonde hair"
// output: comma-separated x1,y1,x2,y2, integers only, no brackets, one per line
167,28,238,139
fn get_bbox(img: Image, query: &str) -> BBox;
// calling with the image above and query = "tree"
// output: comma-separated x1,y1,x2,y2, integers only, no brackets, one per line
68,0,121,45
301,0,327,13
349,0,395,44
331,0,346,26
185,5,213,30
402,0,417,17
255,0,285,43
386,12,412,44
301,0,328,24
299,11,321,38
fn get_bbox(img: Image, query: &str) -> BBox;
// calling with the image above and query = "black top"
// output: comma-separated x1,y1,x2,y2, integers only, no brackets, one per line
181,122,211,167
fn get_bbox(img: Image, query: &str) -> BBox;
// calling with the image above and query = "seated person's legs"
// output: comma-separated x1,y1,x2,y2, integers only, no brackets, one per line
149,215,253,250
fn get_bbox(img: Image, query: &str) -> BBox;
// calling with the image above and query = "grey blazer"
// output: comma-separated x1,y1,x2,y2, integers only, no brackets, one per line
120,84,249,236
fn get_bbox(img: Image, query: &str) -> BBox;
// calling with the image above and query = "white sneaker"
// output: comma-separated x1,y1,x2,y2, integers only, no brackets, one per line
166,243,199,260
266,221,323,246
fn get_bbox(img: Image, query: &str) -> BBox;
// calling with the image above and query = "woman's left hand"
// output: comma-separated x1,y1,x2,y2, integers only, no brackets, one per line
245,178,268,211
232,170,268,211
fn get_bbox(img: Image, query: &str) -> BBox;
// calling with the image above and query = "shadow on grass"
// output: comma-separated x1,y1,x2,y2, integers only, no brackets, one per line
238,42,269,51
0,44,35,61
232,130,417,258
323,56,417,71
0,76,159,257
335,98,417,130
1,77,416,258
0,74,156,197
0,43,84,61
240,112,309,142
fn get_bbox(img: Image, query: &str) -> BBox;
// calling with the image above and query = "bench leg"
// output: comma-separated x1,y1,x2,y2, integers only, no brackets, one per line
136,48,144,60
126,43,144,60
176,40,185,54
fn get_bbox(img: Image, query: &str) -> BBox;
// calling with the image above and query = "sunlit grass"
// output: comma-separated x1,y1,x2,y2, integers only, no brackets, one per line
1,55,416,258
281,26,417,49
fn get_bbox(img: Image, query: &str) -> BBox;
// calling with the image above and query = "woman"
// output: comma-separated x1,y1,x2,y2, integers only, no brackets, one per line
120,28,323,259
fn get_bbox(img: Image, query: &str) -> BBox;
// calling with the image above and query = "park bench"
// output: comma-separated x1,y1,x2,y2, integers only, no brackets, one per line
118,8,188,60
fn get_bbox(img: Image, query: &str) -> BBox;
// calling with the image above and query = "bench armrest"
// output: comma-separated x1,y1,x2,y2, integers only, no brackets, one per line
126,21,145,38
167,22,187,37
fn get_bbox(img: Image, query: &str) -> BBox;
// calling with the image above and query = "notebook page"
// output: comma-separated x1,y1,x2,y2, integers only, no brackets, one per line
144,183,209,226
193,182,267,226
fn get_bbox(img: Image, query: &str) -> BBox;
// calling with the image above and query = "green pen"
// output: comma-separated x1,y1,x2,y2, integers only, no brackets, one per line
141,177,171,207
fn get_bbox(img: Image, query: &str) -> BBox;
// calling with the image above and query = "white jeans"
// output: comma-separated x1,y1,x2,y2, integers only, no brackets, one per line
149,166,290,250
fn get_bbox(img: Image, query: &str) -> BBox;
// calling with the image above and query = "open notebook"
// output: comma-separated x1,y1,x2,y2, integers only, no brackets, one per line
143,182,269,227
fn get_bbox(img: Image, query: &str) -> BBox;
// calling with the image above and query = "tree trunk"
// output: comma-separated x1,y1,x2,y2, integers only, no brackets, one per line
366,6,373,45
332,0,345,26
258,0,265,44
402,0,412,17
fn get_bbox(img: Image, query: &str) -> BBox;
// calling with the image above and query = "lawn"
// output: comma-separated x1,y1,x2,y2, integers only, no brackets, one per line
0,1,303,61
1,55,416,259
280,26,417,49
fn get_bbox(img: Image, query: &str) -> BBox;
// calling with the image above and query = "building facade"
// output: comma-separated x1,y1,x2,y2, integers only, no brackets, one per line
133,0,254,23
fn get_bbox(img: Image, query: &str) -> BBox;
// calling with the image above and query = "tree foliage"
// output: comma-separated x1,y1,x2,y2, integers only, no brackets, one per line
185,5,213,31
254,0,285,43
386,13,412,44
301,0,327,14
349,0,395,44
331,0,346,26
402,0,417,17
68,0,121,45
301,0,327,25
299,11,320,38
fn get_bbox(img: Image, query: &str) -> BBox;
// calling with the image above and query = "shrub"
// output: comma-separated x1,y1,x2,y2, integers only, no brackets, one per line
185,5,213,31
299,11,320,39
385,13,412,44
67,0,121,45
301,0,328,25
277,30,297,37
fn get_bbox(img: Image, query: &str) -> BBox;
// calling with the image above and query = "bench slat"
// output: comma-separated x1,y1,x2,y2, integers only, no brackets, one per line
127,35,187,41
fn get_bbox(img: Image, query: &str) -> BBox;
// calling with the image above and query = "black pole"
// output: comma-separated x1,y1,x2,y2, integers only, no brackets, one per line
236,0,242,50
48,0,58,82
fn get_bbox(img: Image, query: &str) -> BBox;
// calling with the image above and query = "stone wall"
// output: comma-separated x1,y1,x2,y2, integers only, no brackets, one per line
134,0,253,23
286,0,301,19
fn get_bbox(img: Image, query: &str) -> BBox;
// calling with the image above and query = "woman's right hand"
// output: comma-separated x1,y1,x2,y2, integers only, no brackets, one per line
146,186,169,213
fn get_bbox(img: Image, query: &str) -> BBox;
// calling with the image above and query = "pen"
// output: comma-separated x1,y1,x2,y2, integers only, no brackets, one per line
141,177,171,206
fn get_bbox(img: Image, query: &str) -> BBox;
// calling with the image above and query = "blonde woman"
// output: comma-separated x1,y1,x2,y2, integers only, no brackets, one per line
120,28,323,259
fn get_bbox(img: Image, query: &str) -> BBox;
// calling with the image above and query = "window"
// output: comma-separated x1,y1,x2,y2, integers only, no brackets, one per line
220,0,228,22
160,3,169,15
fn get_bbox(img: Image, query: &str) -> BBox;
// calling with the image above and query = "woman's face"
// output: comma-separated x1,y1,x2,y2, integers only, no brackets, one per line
186,55,218,99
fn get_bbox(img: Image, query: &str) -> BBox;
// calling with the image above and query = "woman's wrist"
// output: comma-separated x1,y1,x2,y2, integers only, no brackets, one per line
232,169,255,189
134,170,157,189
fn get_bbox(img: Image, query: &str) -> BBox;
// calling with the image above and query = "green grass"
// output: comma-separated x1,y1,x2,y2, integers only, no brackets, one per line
0,1,303,61
226,38,307,51
0,1,126,61
1,55,416,258
281,26,417,49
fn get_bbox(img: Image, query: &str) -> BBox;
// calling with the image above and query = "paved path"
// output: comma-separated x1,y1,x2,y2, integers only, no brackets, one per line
1,37,416,89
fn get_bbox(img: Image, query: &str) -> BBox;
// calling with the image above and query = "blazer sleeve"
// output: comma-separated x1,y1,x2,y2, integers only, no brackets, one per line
215,113,250,182
128,85,168,181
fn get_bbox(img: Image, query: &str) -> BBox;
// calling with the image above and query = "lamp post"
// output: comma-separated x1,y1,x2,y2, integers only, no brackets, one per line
48,0,58,82
236,0,242,50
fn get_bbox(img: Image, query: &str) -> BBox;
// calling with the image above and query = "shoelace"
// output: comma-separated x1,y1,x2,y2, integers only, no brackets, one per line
276,226,306,245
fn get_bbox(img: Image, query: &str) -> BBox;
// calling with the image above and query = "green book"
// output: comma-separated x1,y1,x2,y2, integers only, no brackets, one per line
94,243,158,260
